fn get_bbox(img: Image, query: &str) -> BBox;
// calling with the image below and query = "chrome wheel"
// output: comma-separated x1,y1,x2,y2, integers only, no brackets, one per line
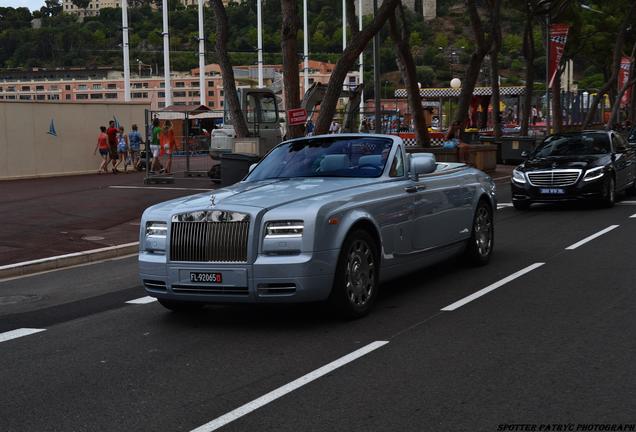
474,206,493,257
345,239,376,307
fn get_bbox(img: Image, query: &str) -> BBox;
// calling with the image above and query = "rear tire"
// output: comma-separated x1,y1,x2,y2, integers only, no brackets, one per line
465,200,494,266
158,299,204,313
329,229,379,319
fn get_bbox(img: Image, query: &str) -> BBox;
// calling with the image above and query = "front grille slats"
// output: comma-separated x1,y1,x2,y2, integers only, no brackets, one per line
170,216,249,263
528,169,581,187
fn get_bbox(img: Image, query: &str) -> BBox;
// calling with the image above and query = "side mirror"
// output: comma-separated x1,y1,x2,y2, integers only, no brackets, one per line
410,154,436,177
521,150,529,159
248,163,257,173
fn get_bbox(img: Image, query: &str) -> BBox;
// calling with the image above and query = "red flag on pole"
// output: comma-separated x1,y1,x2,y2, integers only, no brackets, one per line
549,24,570,88
618,56,632,106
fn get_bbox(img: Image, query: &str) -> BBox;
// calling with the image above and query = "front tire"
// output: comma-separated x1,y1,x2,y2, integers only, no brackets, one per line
601,177,616,208
465,200,494,266
329,229,379,319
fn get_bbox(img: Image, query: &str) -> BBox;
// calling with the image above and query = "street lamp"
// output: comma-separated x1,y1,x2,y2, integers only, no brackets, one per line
449,78,461,131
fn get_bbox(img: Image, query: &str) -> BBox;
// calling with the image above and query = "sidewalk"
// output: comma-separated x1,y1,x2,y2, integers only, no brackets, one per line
0,165,513,270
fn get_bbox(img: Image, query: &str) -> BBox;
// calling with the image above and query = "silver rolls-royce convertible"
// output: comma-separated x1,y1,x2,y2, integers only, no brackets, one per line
139,134,496,318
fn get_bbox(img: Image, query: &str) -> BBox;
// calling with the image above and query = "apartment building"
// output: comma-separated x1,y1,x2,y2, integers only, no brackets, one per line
0,61,361,112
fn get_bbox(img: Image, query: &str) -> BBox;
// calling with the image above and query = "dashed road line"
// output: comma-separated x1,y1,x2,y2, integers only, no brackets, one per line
497,203,513,210
190,341,389,432
565,225,620,250
126,296,157,305
0,328,46,343
630,213,636,219
441,263,546,311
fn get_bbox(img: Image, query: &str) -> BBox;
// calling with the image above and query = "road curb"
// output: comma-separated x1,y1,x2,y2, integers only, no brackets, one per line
0,242,139,279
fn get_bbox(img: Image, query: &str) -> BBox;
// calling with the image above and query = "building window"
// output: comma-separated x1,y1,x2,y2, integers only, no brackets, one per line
7,86,15,92
50,85,58,91
174,102,186,106
48,94,60,100
220,90,224,96
208,101,215,107
160,82,165,88
107,83,117,89
36,85,44,91
90,93,103,99
158,91,165,98
21,86,30,91
78,84,88,90
208,90,215,97
93,83,102,89
191,81,199,87
36,95,46,100
76,94,89,100
158,102,165,108
65,85,71,90
19,95,31,100
105,93,118,99
189,91,199,97
174,91,186,97
208,81,214,87
132,82,143,88
6,95,16,100
66,94,71,100
175,82,185,88
132,92,148,99
0,87,3,92
220,101,224,107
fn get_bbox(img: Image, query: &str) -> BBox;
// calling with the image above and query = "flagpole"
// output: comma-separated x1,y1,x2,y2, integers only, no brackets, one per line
342,0,346,51
122,0,130,102
162,0,172,106
198,0,205,106
303,0,309,95
545,15,550,134
257,0,264,88
359,0,363,124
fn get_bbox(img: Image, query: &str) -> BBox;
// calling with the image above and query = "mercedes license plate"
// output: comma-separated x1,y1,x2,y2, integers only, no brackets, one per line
539,188,565,195
190,272,223,283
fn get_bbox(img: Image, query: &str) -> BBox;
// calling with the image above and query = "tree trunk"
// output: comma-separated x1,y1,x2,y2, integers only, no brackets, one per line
388,3,430,146
582,2,636,129
607,42,636,130
520,6,534,136
446,0,493,140
314,0,400,135
489,0,502,138
209,0,249,138
280,0,303,139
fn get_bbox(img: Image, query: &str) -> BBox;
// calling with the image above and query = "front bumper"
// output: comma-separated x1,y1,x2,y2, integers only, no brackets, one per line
139,249,339,304
511,177,606,203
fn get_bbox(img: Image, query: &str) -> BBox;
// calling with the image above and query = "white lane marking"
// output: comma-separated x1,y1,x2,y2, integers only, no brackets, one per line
497,203,513,210
0,328,46,343
493,176,511,182
190,341,389,432
441,263,546,311
109,185,214,191
630,213,636,218
565,225,620,250
126,296,157,305
616,201,636,205
0,253,137,283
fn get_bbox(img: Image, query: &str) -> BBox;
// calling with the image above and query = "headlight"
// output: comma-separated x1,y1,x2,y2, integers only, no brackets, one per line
512,168,526,184
265,221,304,238
145,221,167,252
583,166,605,182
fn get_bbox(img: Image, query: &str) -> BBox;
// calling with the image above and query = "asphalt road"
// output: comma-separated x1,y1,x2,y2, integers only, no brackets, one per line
1,184,635,432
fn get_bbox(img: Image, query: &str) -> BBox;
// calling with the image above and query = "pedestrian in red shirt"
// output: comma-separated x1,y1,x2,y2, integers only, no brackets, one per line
106,120,119,173
93,126,109,173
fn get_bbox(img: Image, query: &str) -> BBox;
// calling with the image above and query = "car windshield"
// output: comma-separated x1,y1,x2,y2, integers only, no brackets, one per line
245,136,394,181
533,133,611,157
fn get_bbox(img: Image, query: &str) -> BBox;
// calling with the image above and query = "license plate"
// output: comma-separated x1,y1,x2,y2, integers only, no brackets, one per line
539,188,565,195
190,272,223,283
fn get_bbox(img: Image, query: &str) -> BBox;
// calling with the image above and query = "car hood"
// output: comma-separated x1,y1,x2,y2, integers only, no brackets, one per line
147,177,376,215
523,155,607,171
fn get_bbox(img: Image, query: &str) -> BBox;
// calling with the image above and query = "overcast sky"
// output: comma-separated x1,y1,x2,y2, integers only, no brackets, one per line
0,0,44,11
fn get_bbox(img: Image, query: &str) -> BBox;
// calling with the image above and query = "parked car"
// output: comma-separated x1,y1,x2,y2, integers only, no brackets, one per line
139,134,496,318
511,130,636,209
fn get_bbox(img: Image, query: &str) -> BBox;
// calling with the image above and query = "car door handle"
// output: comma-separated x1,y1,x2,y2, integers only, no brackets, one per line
405,185,426,193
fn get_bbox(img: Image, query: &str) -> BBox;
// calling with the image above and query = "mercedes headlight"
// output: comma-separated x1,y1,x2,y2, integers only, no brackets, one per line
583,166,605,182
512,168,526,184
265,221,304,238
145,221,167,252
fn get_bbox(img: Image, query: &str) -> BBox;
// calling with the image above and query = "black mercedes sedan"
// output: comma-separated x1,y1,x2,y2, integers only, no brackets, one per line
511,130,636,209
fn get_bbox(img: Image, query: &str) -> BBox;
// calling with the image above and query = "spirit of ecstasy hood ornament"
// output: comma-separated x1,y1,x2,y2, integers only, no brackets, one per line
210,194,216,207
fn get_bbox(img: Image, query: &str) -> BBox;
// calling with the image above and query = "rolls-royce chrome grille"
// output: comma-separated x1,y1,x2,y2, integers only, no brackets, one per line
527,169,581,187
170,211,250,263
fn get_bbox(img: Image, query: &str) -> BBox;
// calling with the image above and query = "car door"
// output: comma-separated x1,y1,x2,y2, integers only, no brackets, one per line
409,169,474,252
612,133,632,189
